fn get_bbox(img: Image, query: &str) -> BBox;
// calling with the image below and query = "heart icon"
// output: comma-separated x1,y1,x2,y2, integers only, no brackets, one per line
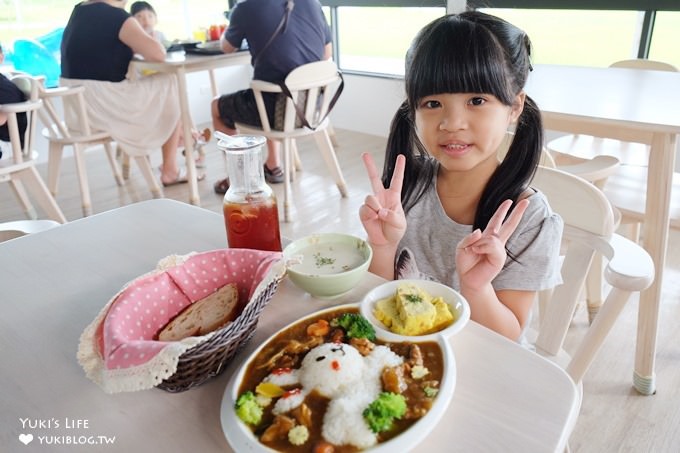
19,433,33,445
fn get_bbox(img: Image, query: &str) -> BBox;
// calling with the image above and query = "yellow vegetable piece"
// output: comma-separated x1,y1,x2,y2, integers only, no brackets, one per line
256,382,285,398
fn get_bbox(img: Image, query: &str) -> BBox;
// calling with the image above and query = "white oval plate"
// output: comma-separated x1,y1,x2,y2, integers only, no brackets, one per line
220,303,456,452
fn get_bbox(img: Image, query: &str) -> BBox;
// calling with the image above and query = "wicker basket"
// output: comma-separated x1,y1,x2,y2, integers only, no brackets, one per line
78,248,285,394
157,276,281,393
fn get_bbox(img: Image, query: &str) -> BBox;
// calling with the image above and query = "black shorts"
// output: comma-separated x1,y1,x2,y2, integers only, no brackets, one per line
217,89,280,130
217,89,308,132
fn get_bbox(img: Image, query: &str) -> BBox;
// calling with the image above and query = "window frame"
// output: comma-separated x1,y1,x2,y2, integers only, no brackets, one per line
320,0,678,76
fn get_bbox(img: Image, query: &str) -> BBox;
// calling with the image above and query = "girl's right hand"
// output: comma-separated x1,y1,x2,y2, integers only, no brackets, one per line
359,153,407,247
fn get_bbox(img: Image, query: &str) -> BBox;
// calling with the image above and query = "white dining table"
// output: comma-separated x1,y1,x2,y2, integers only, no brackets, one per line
132,51,251,207
0,199,579,452
526,64,680,396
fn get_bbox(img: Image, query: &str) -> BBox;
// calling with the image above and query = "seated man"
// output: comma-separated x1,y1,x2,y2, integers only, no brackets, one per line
0,43,28,159
210,0,333,194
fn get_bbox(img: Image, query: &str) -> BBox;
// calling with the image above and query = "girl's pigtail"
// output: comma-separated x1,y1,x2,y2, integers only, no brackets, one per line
383,101,435,213
382,101,412,189
474,95,543,230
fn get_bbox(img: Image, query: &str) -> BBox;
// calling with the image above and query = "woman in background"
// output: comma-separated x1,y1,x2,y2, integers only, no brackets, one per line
60,0,202,186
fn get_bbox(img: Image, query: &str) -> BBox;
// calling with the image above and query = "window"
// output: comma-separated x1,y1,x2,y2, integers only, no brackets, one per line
478,8,642,67
0,1,229,50
334,6,444,76
648,11,680,69
2,1,678,76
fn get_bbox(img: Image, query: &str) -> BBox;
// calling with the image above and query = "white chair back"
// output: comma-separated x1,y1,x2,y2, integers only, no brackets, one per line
236,60,348,222
530,166,654,385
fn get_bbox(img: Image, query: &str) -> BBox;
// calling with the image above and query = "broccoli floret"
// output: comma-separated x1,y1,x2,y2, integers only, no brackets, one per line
331,313,376,340
362,392,407,433
235,391,263,425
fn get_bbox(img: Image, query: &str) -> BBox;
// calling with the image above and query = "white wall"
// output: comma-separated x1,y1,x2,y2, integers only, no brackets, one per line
330,74,405,138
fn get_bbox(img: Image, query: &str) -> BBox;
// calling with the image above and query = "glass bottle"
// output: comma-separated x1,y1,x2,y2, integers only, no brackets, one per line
218,135,282,252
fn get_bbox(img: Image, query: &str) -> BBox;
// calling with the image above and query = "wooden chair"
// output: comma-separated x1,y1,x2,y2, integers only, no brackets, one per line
0,74,66,223
37,82,161,217
235,60,348,222
546,59,680,241
0,219,61,242
500,131,622,324
530,166,654,390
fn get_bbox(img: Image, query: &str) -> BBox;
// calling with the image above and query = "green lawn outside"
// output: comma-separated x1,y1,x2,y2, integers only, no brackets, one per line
1,3,678,71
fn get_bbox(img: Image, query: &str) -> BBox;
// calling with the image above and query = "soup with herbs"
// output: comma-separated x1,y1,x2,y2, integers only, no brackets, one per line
290,243,366,275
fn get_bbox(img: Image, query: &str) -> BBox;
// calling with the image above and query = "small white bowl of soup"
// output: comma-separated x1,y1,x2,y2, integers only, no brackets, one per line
283,233,372,299
361,279,470,342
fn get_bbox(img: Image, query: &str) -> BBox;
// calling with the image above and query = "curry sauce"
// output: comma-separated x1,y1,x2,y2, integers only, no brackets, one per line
235,307,445,452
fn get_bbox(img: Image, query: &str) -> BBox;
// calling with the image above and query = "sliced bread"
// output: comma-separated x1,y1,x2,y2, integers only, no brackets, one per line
157,283,239,341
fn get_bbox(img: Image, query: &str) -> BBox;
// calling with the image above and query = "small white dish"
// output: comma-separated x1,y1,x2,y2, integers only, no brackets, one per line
283,233,372,299
360,279,470,342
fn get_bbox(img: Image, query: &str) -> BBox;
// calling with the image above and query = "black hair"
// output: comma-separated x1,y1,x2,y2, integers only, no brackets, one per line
130,1,156,16
383,11,542,232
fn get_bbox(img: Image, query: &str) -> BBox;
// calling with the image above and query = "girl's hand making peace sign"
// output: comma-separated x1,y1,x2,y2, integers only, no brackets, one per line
359,153,407,247
455,198,530,291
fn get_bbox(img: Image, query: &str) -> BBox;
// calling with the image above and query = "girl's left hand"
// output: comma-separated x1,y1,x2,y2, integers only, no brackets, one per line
455,199,529,291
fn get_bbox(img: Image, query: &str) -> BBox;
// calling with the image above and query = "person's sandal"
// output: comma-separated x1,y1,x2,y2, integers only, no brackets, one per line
213,177,230,194
162,168,206,187
263,165,284,184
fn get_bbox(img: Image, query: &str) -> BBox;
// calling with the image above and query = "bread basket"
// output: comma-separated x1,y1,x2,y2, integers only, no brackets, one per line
78,248,285,394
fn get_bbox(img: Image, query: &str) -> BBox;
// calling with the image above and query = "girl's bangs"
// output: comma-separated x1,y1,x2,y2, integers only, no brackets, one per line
406,18,513,105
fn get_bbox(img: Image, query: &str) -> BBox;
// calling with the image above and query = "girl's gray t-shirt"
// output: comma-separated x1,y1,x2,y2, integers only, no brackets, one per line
396,177,563,292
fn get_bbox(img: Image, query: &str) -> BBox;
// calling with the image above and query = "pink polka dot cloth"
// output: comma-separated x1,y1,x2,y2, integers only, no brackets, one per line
78,248,284,393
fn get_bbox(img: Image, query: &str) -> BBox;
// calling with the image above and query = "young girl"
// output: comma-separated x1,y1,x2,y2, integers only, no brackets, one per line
130,1,167,44
360,11,563,341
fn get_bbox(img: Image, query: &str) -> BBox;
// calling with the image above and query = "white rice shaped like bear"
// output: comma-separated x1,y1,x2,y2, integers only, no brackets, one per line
268,342,403,448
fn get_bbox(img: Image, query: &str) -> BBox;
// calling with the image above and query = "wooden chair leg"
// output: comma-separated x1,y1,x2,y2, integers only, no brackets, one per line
287,140,297,183
18,166,67,223
134,155,163,198
327,122,339,147
122,153,131,180
8,178,38,220
282,138,293,222
47,142,65,196
73,145,93,217
585,254,604,324
292,140,302,174
313,130,348,197
566,287,632,384
104,142,124,186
